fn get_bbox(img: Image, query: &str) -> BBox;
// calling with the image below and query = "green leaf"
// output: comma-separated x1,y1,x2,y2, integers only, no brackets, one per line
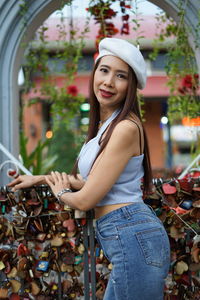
19,132,28,166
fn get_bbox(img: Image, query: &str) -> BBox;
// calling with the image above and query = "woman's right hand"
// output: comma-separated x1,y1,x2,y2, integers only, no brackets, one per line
7,175,45,191
68,174,85,190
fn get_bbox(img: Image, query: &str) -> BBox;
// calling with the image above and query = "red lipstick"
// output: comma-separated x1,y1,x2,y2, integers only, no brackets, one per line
100,89,114,98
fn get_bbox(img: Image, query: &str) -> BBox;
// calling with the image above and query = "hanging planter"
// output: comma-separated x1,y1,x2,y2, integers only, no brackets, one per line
87,0,132,48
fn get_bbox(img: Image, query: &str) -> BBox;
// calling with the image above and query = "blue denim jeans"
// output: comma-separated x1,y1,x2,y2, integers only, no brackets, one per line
96,202,170,300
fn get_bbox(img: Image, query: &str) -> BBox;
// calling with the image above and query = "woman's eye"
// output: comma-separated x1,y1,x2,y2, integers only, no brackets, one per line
117,74,127,79
99,68,108,73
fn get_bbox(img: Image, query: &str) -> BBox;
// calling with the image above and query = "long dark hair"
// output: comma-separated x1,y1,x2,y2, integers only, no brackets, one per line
72,58,152,194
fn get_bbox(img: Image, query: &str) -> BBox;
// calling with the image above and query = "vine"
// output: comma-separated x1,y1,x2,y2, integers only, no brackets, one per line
193,9,200,50
120,1,131,35
130,0,145,47
87,0,132,49
19,0,29,30
87,0,119,49
150,2,200,123
130,0,146,119
22,0,90,129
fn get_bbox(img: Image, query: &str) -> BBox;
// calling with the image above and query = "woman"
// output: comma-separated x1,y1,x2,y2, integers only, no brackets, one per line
9,38,170,300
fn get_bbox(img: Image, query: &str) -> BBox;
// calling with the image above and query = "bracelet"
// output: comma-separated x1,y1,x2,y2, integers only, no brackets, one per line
56,188,72,203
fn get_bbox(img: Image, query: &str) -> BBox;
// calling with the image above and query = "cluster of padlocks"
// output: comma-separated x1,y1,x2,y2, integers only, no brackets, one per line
145,176,200,299
0,186,86,299
0,175,200,299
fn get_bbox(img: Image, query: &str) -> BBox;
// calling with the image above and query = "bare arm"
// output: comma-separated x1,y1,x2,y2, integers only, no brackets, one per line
7,172,85,192
7,175,48,191
49,120,141,211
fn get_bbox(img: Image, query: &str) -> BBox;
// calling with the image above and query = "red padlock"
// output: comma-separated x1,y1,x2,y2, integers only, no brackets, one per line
17,243,29,256
162,183,177,194
62,219,76,232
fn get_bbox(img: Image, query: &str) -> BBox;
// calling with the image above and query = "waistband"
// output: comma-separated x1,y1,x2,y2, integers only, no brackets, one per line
96,202,156,226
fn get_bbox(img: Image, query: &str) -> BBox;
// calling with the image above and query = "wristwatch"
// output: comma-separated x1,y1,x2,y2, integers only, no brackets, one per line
56,188,72,203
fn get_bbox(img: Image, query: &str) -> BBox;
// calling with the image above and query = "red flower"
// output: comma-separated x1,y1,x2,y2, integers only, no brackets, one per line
113,27,119,34
106,8,117,18
180,73,199,93
121,23,129,34
182,75,193,89
122,14,129,21
67,85,78,97
178,87,185,95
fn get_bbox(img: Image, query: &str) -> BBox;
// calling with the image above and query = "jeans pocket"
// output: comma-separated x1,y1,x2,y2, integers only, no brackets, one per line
97,222,118,241
136,227,170,268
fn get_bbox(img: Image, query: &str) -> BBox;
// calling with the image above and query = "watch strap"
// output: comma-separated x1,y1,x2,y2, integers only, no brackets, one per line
56,188,72,203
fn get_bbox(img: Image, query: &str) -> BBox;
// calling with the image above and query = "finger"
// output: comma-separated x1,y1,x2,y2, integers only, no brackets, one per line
62,172,69,182
45,176,54,188
51,171,61,181
62,173,70,187
11,182,26,192
51,171,59,182
55,171,63,182
46,175,55,184
7,177,21,187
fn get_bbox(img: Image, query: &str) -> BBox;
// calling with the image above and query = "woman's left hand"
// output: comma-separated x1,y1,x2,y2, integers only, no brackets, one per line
45,171,71,198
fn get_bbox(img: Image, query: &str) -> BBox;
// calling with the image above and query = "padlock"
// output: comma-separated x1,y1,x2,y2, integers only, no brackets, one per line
10,279,21,293
37,260,49,272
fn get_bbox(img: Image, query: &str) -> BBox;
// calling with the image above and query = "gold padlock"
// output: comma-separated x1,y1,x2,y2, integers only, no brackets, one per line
40,251,49,259
0,260,5,270
52,284,58,291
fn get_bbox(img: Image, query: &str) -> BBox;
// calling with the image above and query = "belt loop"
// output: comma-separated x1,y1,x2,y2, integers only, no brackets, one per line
147,204,157,216
123,206,132,219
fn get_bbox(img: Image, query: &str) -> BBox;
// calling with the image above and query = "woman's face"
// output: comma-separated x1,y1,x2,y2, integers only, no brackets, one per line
93,55,129,111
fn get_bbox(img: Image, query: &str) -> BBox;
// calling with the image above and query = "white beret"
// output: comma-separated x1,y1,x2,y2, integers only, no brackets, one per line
95,38,147,90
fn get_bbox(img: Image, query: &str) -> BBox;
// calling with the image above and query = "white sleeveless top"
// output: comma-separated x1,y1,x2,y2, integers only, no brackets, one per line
78,109,144,206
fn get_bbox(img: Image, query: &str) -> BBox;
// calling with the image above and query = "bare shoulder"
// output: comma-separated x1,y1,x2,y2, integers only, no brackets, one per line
111,118,141,141
109,116,144,156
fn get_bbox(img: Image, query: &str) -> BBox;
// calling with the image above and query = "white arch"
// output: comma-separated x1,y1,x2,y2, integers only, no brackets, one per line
0,0,64,184
0,0,199,184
